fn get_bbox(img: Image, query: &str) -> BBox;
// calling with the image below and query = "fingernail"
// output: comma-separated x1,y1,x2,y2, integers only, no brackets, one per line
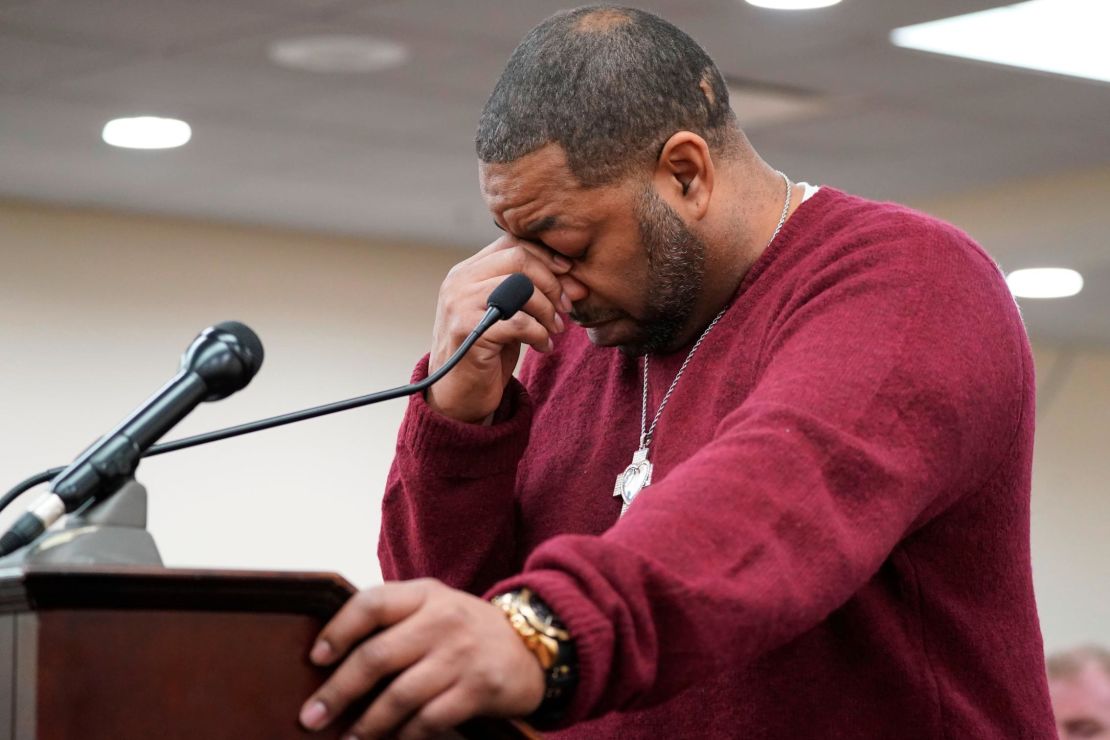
545,338,555,352
552,255,572,271
310,640,333,664
560,292,573,312
554,313,565,333
300,700,328,729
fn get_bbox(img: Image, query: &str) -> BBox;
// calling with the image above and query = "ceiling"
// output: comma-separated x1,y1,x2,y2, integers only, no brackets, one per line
1,0,1107,344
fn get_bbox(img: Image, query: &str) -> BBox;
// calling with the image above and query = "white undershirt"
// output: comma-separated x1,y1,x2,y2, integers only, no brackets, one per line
797,181,820,202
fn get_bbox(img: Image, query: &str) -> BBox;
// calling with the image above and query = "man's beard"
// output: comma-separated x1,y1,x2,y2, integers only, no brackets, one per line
569,187,708,355
610,187,707,355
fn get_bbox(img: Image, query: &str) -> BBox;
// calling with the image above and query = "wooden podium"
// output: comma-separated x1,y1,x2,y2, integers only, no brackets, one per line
0,565,538,739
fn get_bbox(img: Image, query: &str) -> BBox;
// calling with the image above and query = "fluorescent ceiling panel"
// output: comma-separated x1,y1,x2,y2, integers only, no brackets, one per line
1006,267,1084,298
891,0,1110,84
746,0,842,8
102,117,191,150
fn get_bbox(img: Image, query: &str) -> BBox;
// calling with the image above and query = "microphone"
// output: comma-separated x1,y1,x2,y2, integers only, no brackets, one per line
140,272,537,456
0,321,264,557
485,271,533,320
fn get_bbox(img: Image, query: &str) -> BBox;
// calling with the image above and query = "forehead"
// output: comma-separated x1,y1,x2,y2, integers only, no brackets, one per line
1051,663,1110,707
479,144,626,230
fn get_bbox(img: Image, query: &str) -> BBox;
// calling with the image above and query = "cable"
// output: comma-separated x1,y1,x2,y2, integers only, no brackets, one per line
144,315,490,456
0,466,65,513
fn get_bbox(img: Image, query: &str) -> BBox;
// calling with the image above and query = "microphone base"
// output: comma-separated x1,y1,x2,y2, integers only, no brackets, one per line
0,479,163,568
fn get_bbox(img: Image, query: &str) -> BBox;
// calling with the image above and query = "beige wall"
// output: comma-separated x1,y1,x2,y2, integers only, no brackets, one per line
0,199,1106,652
1029,344,1110,652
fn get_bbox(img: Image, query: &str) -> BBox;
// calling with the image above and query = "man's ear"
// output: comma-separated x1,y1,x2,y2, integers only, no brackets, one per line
653,131,714,221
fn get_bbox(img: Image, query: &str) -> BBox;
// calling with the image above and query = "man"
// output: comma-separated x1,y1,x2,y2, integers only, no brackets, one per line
299,6,1056,738
1049,646,1110,738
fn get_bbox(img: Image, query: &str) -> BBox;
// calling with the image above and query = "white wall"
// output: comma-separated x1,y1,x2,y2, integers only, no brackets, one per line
0,199,1106,652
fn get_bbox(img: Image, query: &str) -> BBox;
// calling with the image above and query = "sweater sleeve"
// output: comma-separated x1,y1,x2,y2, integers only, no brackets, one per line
378,355,533,594
486,222,1030,724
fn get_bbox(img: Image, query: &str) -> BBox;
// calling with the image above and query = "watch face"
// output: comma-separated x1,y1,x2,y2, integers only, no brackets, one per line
530,598,553,624
527,594,569,636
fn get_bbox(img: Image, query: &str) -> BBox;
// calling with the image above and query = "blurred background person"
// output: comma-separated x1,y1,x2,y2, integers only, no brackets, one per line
1049,645,1110,739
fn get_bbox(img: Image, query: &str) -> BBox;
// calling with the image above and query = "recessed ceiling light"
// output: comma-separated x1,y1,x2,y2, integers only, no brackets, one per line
268,36,409,74
746,0,842,9
1006,267,1084,299
101,116,191,150
891,0,1110,84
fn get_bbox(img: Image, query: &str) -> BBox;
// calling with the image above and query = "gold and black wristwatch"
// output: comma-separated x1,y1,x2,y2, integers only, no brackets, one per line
491,587,578,725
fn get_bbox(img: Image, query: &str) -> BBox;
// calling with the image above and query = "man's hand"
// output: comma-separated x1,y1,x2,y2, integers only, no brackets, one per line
299,579,546,739
428,236,584,423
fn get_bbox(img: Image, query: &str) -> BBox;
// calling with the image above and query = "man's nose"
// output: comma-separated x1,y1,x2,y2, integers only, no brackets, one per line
557,272,589,306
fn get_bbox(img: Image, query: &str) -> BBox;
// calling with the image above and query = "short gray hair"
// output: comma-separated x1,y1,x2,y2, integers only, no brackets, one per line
476,5,739,187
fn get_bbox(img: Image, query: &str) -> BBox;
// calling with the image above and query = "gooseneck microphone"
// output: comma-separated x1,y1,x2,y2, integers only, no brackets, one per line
0,274,535,557
143,271,536,456
0,321,264,557
482,270,533,322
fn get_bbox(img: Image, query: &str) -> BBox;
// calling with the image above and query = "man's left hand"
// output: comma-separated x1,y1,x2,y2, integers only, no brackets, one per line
299,578,546,739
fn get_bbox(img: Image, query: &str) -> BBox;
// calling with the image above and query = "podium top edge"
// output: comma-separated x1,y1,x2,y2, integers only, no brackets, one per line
0,564,357,617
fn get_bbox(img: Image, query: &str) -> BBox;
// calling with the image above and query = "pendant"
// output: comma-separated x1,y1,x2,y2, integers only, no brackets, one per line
613,447,653,517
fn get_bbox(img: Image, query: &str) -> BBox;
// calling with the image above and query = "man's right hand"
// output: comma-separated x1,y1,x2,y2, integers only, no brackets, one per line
426,235,584,423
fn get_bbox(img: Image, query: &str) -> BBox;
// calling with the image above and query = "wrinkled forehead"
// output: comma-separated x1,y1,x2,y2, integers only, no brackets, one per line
478,146,586,234
478,143,636,232
479,145,579,209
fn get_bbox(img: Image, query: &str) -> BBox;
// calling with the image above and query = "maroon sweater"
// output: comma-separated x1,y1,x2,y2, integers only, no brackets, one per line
380,188,1056,737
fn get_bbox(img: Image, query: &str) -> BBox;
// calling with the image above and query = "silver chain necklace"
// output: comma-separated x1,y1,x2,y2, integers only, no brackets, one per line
613,170,793,516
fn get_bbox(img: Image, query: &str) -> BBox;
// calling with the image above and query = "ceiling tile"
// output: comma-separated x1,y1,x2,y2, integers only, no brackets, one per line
0,31,134,92
0,0,285,52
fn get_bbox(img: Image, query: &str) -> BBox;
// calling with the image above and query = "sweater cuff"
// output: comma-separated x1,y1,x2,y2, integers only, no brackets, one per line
399,355,533,479
485,569,613,728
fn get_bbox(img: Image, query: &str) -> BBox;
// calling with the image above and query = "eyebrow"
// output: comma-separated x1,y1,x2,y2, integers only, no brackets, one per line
523,215,559,235
493,216,560,236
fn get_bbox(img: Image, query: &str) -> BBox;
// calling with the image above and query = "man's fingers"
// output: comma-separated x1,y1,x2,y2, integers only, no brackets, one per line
427,233,584,421
395,684,476,740
312,581,433,666
481,312,554,354
301,607,434,731
483,254,566,326
464,249,570,329
485,234,573,276
518,283,567,335
469,273,563,341
344,660,457,739
302,584,545,738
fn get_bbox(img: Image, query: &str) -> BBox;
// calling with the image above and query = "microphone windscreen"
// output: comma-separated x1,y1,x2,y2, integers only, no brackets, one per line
214,320,265,375
486,273,534,320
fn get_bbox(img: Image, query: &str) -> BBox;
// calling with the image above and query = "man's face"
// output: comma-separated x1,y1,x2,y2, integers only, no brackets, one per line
480,144,707,355
1051,661,1110,739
